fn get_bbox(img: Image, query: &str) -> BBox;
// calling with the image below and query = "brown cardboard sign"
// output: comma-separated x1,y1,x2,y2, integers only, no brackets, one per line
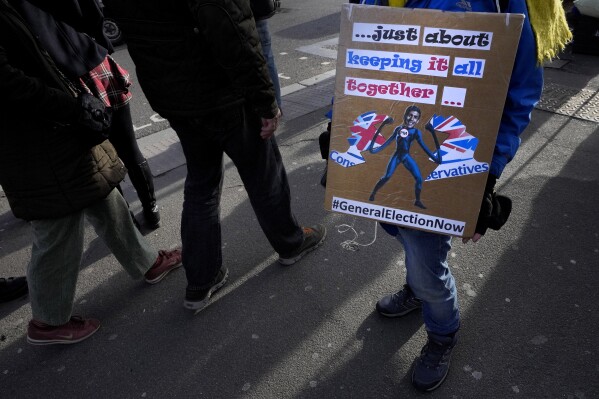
324,5,524,237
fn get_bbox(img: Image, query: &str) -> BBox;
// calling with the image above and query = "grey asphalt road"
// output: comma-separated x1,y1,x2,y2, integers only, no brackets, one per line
1,8,599,399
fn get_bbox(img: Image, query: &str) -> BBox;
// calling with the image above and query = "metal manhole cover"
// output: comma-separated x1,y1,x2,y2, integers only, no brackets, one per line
536,82,599,123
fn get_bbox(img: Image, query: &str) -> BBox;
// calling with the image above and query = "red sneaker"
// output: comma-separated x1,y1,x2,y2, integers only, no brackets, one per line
27,316,100,345
144,248,182,284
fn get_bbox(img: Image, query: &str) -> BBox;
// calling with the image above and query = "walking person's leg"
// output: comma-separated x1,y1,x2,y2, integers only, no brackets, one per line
397,229,459,334
84,189,163,278
109,104,160,228
170,105,325,311
26,212,101,345
85,189,181,284
27,213,86,326
396,228,459,392
220,105,324,264
168,116,229,310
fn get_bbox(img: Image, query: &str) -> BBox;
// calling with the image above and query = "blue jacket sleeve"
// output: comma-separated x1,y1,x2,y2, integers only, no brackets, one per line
491,0,543,177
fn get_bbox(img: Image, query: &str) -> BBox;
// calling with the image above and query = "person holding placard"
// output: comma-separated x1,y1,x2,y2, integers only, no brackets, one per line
352,0,570,392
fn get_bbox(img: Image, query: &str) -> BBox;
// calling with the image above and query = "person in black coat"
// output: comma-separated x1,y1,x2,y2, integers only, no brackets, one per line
0,0,182,345
13,0,162,228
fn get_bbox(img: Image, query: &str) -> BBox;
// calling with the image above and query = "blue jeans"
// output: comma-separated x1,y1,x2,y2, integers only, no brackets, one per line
169,104,303,291
395,227,460,335
256,19,282,108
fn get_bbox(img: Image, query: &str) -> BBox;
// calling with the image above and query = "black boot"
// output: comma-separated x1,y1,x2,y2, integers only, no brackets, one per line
320,163,328,187
127,160,160,229
319,124,331,188
115,185,141,230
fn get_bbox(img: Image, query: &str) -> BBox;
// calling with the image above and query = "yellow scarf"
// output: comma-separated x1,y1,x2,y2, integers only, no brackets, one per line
526,0,572,64
387,0,572,64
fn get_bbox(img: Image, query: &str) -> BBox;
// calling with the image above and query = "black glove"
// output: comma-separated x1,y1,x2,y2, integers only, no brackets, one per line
474,174,512,236
77,93,112,146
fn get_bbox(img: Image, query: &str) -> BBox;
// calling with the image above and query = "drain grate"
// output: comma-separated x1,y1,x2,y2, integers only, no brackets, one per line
536,82,599,123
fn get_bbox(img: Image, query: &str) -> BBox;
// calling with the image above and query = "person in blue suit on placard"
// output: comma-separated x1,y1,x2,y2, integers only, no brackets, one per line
367,105,442,208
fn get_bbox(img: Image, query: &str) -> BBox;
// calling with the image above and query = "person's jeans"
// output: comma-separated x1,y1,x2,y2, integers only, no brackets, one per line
395,227,460,335
169,104,303,291
27,189,158,325
256,19,282,108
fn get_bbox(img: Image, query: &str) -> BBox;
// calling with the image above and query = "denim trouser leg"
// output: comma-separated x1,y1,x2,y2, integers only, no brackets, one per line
27,189,157,325
256,19,282,108
170,106,303,290
396,228,460,335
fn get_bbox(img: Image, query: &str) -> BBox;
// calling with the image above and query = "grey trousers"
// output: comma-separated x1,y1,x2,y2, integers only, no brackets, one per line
27,189,158,325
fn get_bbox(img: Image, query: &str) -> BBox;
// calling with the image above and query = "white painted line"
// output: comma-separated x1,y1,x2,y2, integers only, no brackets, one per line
133,123,152,131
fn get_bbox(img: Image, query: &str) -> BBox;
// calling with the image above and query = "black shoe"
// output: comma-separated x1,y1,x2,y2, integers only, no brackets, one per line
320,167,327,187
183,268,229,312
0,276,28,303
278,224,326,265
143,203,161,229
376,284,422,317
412,332,457,392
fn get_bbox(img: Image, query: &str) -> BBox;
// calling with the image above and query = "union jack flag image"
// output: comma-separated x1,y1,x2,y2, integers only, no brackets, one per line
425,114,489,181
428,114,478,164
349,111,390,152
329,111,392,168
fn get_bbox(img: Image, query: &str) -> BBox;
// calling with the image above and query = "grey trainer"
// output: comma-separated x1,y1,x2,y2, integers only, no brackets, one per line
184,267,229,312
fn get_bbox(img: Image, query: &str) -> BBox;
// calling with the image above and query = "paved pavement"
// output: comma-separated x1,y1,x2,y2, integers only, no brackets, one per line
0,46,598,399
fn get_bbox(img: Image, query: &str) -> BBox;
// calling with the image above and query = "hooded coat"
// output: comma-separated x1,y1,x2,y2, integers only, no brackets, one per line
0,0,126,221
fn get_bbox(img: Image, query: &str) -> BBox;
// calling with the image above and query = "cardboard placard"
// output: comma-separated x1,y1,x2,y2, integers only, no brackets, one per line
324,5,524,237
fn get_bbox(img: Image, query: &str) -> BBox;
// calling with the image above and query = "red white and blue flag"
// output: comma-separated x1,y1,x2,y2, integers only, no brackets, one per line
330,111,392,168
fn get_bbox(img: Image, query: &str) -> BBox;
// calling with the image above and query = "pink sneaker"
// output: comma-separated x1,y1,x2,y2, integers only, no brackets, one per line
144,248,182,284
27,316,100,345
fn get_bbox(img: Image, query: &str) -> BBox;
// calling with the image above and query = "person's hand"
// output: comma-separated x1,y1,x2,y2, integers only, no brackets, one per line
462,174,512,244
260,108,282,139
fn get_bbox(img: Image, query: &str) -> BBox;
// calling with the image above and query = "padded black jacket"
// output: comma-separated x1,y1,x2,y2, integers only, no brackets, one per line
0,0,126,220
103,0,278,119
